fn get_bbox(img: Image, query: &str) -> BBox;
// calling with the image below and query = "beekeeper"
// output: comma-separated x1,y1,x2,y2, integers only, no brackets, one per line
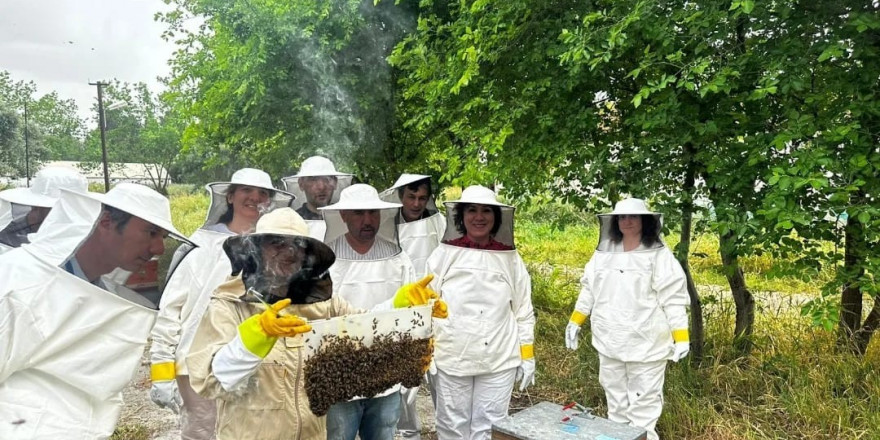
379,174,445,439
0,166,89,253
319,183,418,440
0,183,194,439
149,168,294,439
186,208,445,440
564,198,690,440
425,185,535,440
281,156,353,240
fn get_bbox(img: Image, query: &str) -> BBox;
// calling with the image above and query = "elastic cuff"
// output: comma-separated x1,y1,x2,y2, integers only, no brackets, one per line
520,344,534,360
672,328,689,343
150,362,176,382
570,310,588,326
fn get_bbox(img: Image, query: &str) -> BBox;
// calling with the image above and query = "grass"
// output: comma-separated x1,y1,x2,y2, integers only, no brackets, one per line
110,424,152,440
157,193,879,439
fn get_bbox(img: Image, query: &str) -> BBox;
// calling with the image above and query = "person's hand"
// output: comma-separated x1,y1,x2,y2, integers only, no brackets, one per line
565,310,588,350
149,362,182,414
239,298,311,358
671,342,690,362
564,322,581,350
516,358,536,391
671,328,690,362
394,274,449,319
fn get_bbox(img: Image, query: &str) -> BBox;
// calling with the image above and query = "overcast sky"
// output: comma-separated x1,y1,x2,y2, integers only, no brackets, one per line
0,0,177,126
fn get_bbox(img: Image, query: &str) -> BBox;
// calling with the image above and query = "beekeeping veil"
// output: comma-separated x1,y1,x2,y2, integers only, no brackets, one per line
0,167,89,252
441,185,516,249
280,156,353,240
596,198,665,252
203,168,295,229
320,183,403,257
0,182,196,439
223,208,336,305
164,168,295,278
380,174,446,277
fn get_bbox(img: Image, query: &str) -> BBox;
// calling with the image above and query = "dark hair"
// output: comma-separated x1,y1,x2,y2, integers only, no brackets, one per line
218,184,276,225
609,214,660,247
397,178,432,199
102,204,133,233
453,203,502,236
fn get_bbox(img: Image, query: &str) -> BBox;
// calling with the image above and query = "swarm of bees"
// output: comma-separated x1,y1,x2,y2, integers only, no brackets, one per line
303,332,432,416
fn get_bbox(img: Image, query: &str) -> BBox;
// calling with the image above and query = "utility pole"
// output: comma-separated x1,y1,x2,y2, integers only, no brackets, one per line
23,99,29,187
89,80,110,191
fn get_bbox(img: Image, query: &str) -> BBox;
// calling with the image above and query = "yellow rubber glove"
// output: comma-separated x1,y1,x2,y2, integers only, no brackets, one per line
239,298,312,358
394,274,449,319
671,328,690,362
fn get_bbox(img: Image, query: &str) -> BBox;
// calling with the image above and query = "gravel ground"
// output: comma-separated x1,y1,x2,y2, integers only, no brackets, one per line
116,346,438,440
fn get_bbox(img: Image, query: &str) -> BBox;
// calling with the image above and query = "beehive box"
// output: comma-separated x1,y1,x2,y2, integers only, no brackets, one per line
302,303,434,416
492,402,647,440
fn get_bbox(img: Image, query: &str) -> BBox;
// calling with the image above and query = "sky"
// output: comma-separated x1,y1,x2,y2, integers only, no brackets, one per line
0,0,178,126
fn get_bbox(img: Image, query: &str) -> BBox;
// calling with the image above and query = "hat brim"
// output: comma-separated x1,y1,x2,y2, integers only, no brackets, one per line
223,233,335,275
285,171,353,179
444,198,511,209
598,211,660,216
76,190,194,247
0,187,58,208
388,174,431,190
319,199,402,211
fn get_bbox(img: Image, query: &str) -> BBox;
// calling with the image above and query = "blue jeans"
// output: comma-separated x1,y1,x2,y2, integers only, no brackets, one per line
326,392,402,440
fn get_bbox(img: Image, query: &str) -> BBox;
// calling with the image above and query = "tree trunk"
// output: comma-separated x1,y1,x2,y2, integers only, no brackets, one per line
719,231,755,354
838,203,866,354
673,142,704,364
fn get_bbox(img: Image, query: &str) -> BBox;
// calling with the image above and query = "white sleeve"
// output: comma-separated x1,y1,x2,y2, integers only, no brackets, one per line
512,254,535,346
654,248,690,330
211,334,263,392
150,253,200,364
573,257,597,317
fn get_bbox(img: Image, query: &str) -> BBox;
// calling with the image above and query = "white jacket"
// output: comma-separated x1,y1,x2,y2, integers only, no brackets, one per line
150,228,233,375
574,245,689,362
0,190,158,440
397,213,446,278
329,249,416,398
426,244,535,376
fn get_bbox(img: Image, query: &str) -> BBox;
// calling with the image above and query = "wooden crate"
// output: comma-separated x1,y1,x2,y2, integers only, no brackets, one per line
492,401,647,440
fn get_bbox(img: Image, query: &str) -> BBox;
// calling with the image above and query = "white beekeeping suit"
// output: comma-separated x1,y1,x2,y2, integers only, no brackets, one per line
320,184,417,440
564,198,690,440
149,168,294,439
425,185,535,440
0,183,193,440
0,166,89,254
281,156,353,241
380,174,446,278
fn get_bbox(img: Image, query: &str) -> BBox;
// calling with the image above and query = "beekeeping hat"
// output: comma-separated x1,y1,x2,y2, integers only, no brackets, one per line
441,185,516,248
281,156,354,211
203,168,295,228
598,198,658,216
223,208,336,304
86,183,192,244
0,166,89,208
319,184,402,255
596,198,664,252
379,174,439,216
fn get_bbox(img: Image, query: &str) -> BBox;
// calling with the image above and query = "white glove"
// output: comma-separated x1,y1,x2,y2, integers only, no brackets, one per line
671,341,690,362
428,357,437,376
516,358,536,392
564,322,581,350
150,380,183,414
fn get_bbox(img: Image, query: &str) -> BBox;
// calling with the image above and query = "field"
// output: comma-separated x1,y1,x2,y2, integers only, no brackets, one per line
116,187,880,439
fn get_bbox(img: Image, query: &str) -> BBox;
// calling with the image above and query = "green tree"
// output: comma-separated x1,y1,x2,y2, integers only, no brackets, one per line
159,0,419,183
